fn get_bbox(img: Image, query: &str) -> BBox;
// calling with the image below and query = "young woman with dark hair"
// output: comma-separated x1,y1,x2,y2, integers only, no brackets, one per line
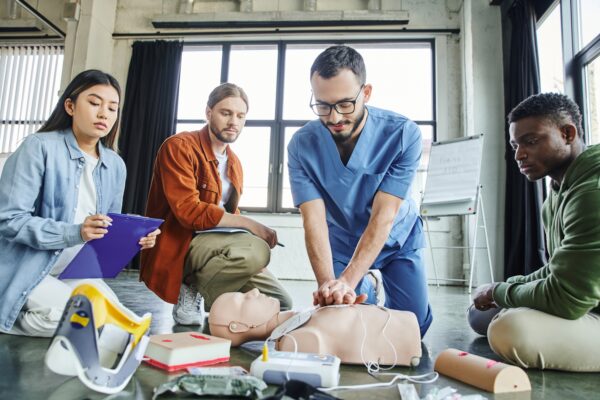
0,69,160,337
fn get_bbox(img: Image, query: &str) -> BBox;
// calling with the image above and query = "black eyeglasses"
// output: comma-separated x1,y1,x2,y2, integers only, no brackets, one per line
309,85,364,116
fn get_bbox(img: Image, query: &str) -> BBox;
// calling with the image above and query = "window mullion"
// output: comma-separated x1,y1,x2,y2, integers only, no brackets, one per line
271,42,287,213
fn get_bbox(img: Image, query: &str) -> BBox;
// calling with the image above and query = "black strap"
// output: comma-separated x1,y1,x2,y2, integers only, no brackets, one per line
261,380,341,400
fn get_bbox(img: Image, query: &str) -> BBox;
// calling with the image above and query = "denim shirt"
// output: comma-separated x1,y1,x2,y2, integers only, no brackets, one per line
0,129,126,331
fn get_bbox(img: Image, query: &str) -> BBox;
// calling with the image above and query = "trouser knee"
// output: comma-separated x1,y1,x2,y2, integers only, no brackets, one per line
488,309,539,367
238,239,270,274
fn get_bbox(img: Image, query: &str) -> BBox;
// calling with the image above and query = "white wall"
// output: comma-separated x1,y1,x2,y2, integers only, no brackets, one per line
5,0,505,287
248,213,313,280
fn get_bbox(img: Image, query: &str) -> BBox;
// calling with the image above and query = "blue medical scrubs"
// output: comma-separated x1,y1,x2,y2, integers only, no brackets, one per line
288,106,433,336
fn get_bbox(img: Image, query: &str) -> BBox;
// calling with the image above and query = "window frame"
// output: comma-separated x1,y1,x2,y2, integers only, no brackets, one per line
560,0,600,144
0,45,64,153
177,39,437,213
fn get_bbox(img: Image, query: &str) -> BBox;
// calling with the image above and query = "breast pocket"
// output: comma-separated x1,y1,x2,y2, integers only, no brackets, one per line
198,180,219,204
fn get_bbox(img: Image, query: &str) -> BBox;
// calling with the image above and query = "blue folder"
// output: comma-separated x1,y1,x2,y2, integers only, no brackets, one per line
59,213,163,279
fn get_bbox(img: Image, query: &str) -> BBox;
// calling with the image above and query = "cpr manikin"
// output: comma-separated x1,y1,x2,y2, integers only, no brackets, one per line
208,289,421,366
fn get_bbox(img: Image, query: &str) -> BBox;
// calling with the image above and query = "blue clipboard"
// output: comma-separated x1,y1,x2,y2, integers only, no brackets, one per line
59,213,163,279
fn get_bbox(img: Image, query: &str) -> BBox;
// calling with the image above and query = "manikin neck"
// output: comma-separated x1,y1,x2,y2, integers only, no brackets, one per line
265,310,296,335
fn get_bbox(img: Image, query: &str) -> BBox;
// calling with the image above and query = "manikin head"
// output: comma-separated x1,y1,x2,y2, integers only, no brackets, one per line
208,289,281,346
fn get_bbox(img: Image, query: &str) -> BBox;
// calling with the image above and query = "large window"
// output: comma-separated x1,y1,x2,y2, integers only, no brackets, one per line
566,0,600,145
538,1,600,145
0,45,63,153
537,4,564,93
177,41,435,212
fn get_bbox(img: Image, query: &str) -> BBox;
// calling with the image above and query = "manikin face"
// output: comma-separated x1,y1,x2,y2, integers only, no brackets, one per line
509,116,575,182
310,69,371,144
209,289,279,332
65,84,119,143
206,96,247,145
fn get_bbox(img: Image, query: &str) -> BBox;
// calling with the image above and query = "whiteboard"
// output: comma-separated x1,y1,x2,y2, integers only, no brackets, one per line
420,135,483,217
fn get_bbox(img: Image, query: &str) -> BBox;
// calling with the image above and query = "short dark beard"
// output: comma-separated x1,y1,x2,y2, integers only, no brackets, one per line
209,124,238,144
324,106,367,144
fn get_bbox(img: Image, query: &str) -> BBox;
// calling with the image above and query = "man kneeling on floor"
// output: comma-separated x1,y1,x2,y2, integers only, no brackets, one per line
141,83,292,325
471,93,600,372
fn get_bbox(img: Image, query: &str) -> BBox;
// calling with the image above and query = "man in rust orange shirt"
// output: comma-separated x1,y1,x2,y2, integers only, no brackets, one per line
141,83,292,325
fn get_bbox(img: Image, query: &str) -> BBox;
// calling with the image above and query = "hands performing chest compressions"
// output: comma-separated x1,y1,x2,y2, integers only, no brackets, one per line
287,45,432,337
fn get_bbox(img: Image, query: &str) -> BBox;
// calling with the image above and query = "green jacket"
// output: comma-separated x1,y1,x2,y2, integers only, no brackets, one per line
494,144,600,319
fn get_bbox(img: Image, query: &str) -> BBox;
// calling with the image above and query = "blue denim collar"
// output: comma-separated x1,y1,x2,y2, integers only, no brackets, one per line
62,129,111,169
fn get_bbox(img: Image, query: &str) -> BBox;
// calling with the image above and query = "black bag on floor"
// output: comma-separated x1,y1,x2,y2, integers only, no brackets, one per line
262,379,341,400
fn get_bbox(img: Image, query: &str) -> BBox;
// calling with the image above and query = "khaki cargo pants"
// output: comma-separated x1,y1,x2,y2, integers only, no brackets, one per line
183,232,292,311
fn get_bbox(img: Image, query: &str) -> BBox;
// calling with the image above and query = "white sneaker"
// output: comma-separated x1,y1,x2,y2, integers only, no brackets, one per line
367,270,386,307
172,284,205,325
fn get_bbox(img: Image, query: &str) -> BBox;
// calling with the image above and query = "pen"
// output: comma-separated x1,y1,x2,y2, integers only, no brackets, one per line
276,242,285,247
88,212,112,226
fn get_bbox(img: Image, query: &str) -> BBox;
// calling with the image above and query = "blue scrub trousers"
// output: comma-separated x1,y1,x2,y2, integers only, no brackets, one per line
333,248,433,337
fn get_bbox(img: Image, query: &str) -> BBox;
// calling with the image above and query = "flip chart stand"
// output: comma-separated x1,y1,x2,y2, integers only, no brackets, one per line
423,187,494,293
419,135,493,292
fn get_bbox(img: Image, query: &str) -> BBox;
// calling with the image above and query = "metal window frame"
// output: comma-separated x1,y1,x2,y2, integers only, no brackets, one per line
177,39,437,213
560,0,600,144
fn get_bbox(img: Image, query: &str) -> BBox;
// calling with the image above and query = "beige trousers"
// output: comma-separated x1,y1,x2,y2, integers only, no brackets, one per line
488,308,600,372
184,232,292,311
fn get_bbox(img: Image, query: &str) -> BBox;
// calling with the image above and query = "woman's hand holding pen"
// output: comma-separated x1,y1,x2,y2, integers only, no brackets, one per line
139,228,161,250
81,214,113,242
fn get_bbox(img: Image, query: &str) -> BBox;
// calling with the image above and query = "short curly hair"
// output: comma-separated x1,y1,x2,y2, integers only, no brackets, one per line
508,92,583,137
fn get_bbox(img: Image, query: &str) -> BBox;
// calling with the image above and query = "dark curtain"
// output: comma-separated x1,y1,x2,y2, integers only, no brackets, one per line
503,0,547,279
119,40,183,215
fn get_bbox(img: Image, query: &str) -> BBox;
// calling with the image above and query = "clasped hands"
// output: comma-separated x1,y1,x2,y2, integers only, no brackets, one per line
313,278,368,306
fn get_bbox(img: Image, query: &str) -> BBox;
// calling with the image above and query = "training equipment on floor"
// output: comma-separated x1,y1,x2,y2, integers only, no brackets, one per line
45,282,152,394
144,331,231,372
250,350,340,388
434,348,531,393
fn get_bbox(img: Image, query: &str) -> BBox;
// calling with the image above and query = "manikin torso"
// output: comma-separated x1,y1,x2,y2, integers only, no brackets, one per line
208,290,422,366
277,304,421,366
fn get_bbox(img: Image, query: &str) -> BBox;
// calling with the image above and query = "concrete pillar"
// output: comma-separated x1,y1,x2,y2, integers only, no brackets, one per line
461,0,505,285
61,0,117,88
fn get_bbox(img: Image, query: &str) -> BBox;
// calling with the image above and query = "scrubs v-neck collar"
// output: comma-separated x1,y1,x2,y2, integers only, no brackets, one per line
323,107,372,177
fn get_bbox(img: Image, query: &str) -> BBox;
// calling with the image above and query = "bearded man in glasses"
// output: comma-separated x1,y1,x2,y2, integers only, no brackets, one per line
287,45,432,337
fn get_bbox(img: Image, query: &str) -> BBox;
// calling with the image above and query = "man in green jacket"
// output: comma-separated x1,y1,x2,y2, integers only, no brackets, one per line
471,92,600,371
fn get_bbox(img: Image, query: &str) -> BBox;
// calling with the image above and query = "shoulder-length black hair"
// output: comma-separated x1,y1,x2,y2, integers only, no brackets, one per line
38,69,122,151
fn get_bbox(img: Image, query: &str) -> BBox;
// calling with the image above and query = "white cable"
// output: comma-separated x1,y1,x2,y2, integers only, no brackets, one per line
264,334,299,382
320,371,439,391
264,303,439,392
358,306,398,374
282,333,298,381
321,305,438,392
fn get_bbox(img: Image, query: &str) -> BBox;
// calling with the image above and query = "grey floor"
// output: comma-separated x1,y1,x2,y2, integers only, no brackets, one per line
0,271,597,399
